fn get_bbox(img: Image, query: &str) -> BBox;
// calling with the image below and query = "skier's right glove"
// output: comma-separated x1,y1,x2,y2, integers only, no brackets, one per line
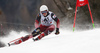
32,27,41,37
55,28,60,35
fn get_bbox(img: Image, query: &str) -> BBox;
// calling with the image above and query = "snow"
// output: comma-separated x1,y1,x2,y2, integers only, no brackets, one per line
0,28,100,53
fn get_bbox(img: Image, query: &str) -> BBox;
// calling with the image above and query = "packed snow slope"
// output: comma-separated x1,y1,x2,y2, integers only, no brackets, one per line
0,28,100,53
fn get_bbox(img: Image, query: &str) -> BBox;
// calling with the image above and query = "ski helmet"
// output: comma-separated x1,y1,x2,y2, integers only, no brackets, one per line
40,5,48,12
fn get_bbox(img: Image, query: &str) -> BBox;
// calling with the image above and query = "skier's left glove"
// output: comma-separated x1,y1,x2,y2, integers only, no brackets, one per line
55,28,60,35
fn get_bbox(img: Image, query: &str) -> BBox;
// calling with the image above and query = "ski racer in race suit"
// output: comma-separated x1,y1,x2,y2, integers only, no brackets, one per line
8,5,60,46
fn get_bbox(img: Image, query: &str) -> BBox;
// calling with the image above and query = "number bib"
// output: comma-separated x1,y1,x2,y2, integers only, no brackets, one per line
40,11,54,26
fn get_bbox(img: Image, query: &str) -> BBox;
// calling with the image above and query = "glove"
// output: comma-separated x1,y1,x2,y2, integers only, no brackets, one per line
32,27,41,37
55,28,60,35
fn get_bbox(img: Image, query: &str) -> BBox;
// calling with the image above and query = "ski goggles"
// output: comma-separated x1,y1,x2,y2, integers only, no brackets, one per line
41,10,48,14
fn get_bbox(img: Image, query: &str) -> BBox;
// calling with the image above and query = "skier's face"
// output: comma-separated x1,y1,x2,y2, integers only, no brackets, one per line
42,13,47,16
41,10,48,16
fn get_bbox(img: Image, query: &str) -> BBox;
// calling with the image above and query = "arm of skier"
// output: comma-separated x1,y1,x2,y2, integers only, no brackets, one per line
54,17,60,35
35,13,41,28
51,13,60,35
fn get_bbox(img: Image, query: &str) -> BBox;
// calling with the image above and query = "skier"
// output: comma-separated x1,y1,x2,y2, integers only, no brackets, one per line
8,5,60,46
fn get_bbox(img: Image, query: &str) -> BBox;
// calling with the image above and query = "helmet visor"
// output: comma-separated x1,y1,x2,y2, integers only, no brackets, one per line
41,10,48,14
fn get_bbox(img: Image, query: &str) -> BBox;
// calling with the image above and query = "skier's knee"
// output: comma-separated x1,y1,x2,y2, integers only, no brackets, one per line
49,28,54,32
44,28,54,35
49,25,55,31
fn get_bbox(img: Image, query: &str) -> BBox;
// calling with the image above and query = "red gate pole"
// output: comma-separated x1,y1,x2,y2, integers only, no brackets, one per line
87,3,95,28
73,6,78,32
